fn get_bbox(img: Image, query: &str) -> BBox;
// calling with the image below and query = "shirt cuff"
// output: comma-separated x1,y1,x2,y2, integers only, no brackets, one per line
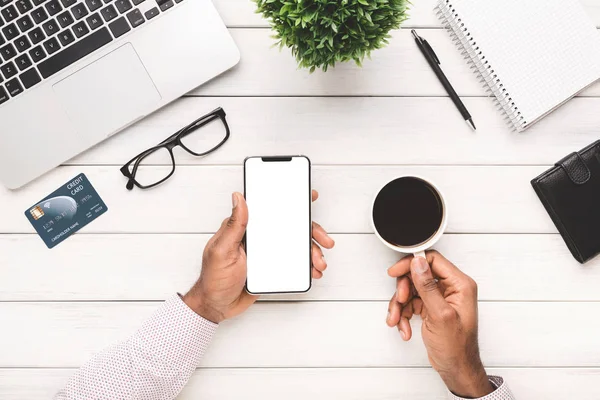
448,376,514,400
133,294,218,372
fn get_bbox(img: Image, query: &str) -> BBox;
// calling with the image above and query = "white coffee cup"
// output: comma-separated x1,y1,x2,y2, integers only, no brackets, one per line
371,176,448,259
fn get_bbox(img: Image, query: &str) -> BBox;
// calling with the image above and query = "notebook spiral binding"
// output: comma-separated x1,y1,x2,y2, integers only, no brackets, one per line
435,0,527,131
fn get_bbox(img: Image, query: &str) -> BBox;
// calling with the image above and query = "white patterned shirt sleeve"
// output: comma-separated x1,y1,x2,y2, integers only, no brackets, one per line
54,295,513,400
55,294,217,400
449,376,515,400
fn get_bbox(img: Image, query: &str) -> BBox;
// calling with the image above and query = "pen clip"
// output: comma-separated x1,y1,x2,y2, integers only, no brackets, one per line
423,40,441,65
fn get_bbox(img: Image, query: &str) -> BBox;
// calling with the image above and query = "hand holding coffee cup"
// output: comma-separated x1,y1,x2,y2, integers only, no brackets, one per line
371,176,447,257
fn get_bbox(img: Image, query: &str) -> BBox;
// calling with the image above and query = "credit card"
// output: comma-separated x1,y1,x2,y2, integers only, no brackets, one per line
24,173,108,249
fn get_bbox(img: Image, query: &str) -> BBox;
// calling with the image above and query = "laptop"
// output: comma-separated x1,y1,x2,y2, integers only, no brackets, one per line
0,0,240,189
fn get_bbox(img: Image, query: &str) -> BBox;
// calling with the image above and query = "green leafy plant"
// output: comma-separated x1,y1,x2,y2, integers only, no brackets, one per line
254,0,410,72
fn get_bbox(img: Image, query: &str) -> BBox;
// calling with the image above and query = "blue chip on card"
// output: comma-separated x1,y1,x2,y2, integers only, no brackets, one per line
25,173,108,249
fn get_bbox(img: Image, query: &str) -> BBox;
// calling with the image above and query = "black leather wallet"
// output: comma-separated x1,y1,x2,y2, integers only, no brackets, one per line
531,140,600,263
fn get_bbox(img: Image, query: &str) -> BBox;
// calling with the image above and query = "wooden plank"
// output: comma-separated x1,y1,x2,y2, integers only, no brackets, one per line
193,29,600,97
2,367,599,400
215,0,600,29
66,97,600,166
1,301,598,367
197,29,482,96
0,234,595,302
0,166,553,234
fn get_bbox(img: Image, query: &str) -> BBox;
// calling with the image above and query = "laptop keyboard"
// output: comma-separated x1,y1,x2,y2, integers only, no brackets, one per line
0,0,181,105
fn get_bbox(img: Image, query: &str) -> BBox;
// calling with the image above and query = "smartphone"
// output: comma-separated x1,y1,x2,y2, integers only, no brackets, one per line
244,156,312,294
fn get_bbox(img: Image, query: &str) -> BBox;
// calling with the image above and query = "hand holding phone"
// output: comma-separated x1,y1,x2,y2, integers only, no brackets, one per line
183,187,334,322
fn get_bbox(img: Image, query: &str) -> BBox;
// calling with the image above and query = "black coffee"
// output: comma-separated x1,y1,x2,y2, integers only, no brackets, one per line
373,177,444,248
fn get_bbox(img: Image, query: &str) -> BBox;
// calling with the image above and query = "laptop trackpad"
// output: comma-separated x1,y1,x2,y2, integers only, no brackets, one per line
53,43,161,138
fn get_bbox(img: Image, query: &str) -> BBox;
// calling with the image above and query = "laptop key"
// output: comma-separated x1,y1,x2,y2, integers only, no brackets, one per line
14,52,31,69
158,0,171,11
16,14,32,32
85,0,100,11
0,0,11,7
32,0,47,6
0,35,4,46
71,2,86,19
72,19,87,37
85,11,100,29
15,0,32,13
0,42,16,60
125,8,142,27
42,18,58,35
0,86,8,105
29,44,45,61
100,4,115,21
5,77,22,96
38,26,111,78
1,5,18,22
57,28,73,45
60,0,75,7
132,0,143,5
28,26,44,43
0,60,16,78
109,15,131,37
114,0,130,13
108,15,127,37
18,66,40,88
44,0,61,16
31,6,48,23
14,34,31,52
42,35,59,53
143,6,157,20
56,10,72,27
2,23,18,40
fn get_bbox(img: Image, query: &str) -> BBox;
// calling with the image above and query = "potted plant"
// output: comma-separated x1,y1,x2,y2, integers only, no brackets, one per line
253,0,410,72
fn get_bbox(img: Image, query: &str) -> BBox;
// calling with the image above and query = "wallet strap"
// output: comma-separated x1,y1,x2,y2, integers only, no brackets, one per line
556,152,591,185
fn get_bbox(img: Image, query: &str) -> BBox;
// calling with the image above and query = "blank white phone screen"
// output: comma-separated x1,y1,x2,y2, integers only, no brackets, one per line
245,156,311,294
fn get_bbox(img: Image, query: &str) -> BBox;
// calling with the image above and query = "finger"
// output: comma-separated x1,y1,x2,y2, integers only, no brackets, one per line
312,222,335,249
398,298,423,342
411,298,424,316
396,276,411,304
425,250,464,281
387,295,401,327
410,256,452,318
407,298,427,320
312,190,319,202
387,255,413,278
388,251,464,281
415,299,428,320
401,300,416,320
312,268,323,279
398,317,412,341
312,243,327,272
218,193,249,247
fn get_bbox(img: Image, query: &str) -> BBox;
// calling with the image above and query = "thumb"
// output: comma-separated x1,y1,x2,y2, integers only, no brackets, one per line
410,256,450,318
219,192,248,246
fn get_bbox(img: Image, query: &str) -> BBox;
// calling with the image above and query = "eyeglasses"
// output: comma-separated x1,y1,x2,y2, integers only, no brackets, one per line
121,107,230,190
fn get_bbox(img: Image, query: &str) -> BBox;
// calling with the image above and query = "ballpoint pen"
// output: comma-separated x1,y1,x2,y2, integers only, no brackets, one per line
412,29,476,131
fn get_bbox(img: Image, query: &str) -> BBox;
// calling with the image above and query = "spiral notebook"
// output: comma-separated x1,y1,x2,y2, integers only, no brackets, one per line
436,0,600,131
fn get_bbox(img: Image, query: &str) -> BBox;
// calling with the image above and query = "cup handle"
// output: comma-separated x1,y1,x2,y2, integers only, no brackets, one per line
414,250,427,260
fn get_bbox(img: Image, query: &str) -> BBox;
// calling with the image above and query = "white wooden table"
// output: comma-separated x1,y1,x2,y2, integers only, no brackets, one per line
3,0,600,398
